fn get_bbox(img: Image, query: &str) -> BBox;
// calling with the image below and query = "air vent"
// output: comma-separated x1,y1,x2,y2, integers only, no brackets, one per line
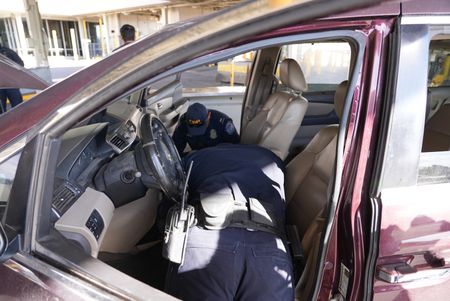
110,134,127,149
52,182,80,217
106,120,137,154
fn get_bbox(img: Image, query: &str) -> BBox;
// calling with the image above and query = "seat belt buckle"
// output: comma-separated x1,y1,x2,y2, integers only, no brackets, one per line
286,224,304,261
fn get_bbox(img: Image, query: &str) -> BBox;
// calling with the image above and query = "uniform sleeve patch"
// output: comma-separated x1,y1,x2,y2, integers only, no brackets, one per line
225,121,236,135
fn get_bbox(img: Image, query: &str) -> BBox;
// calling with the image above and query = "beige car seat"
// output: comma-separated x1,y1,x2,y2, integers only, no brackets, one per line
241,58,309,160
285,80,348,300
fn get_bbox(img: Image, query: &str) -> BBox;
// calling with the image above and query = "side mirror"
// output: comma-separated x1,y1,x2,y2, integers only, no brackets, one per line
0,223,20,263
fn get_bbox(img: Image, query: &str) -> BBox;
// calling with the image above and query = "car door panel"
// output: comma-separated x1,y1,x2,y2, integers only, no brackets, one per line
372,20,450,301
374,184,450,300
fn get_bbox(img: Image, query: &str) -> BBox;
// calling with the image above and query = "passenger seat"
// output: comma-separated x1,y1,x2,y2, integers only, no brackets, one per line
240,59,309,160
285,80,348,300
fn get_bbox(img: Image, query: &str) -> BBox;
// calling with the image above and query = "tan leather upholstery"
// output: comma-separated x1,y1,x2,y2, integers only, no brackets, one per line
280,58,308,92
286,80,347,237
333,81,347,120
286,126,338,235
285,80,348,300
422,102,450,152
241,59,308,160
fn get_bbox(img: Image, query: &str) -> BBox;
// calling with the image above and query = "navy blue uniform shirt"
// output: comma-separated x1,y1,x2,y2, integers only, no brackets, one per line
172,109,239,155
182,144,286,228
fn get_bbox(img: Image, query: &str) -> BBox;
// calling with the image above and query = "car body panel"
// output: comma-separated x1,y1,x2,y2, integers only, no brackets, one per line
371,16,450,300
317,17,395,300
0,57,49,90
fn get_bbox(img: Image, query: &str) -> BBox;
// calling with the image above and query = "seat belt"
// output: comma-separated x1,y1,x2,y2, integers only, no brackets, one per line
286,224,305,283
244,61,277,125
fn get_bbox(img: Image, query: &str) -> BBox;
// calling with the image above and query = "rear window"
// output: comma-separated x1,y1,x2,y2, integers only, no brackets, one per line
278,42,351,92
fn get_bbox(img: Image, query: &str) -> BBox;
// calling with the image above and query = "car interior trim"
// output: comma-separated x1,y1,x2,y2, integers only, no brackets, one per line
55,187,114,258
0,136,26,165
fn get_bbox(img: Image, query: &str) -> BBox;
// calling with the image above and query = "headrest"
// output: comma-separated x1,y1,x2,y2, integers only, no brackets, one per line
280,59,307,92
334,80,348,120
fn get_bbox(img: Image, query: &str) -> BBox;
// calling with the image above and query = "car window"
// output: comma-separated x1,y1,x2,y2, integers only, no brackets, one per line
182,52,255,89
168,52,255,132
278,42,351,92
0,153,21,222
419,30,450,185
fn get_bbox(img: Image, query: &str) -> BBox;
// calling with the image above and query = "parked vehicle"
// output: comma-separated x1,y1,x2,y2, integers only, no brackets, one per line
1,0,450,300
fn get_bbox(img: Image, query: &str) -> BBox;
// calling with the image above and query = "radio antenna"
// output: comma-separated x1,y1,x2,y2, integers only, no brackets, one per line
181,160,193,213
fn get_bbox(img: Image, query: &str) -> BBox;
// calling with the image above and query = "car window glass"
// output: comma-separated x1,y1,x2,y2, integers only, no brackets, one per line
172,52,255,132
0,153,21,221
181,52,255,89
278,42,351,92
105,89,143,121
419,29,450,185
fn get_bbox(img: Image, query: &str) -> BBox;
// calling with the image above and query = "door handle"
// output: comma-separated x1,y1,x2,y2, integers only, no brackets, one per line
377,262,450,283
377,252,450,284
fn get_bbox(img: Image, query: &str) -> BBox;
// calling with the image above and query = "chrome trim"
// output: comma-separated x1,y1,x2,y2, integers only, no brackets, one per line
0,136,26,164
401,16,450,25
377,264,450,284
363,197,382,301
380,23,429,188
10,252,120,300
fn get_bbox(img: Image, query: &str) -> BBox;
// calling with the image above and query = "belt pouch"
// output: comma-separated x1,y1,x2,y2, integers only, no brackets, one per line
200,192,234,230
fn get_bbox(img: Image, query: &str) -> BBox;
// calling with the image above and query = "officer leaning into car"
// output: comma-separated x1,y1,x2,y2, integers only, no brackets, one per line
172,102,240,155
164,143,294,301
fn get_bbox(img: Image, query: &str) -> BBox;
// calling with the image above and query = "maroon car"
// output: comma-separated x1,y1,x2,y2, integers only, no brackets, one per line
1,0,450,300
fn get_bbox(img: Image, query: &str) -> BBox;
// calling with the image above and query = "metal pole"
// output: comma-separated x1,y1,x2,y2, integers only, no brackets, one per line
23,0,51,83
70,28,79,60
23,0,49,67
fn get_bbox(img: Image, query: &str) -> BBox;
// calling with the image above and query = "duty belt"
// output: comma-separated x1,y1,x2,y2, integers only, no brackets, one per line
199,193,282,236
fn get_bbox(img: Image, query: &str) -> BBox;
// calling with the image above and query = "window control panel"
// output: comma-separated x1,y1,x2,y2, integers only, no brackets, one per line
85,209,104,240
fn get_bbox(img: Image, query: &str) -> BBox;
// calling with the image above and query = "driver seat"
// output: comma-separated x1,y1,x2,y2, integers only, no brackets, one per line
240,59,309,160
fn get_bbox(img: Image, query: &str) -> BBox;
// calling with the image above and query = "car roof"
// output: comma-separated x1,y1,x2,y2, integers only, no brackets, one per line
329,0,450,19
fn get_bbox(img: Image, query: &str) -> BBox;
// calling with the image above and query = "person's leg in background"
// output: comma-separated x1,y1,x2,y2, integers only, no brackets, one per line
5,88,23,108
0,89,7,113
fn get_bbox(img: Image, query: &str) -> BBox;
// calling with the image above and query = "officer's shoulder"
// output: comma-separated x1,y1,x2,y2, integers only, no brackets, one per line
210,109,229,118
210,110,231,123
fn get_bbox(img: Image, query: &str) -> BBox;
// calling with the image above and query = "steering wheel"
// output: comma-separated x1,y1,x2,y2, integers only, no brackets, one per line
139,113,185,201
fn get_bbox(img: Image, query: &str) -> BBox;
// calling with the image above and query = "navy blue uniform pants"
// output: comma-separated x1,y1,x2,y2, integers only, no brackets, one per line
165,226,294,301
0,89,23,113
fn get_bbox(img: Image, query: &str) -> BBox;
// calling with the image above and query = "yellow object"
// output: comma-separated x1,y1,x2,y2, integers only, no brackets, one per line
230,61,235,86
432,56,450,86
268,0,294,8
22,92,36,101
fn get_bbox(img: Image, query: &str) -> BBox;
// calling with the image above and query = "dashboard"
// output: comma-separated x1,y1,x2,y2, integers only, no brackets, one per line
52,123,113,219
50,87,187,257
51,119,153,257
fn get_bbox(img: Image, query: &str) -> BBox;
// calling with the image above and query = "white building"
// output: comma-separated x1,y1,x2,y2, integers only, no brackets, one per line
0,0,223,68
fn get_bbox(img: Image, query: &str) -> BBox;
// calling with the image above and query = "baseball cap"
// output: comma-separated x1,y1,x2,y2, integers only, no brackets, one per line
186,103,209,136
